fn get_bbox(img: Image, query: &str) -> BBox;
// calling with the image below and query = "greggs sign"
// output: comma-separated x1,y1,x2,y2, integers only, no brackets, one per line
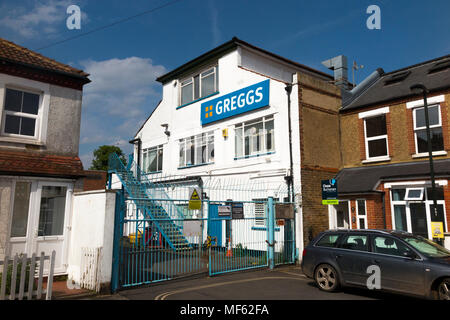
201,79,269,125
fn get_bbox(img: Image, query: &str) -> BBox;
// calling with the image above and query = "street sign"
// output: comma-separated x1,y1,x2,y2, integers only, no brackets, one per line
322,179,338,205
218,205,232,216
188,187,202,210
431,221,444,239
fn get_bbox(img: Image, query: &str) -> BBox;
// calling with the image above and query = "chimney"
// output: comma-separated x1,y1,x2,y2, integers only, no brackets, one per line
321,55,350,90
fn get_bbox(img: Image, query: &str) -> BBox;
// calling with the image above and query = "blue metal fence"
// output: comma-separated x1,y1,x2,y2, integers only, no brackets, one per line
109,153,295,291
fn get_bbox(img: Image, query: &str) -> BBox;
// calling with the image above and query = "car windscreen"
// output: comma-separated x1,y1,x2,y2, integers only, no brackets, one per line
402,236,450,258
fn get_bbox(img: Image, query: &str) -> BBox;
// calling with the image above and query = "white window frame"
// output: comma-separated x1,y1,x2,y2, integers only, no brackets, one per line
1,86,43,140
390,185,448,240
356,199,367,229
235,115,275,159
178,131,214,168
363,115,390,161
179,65,218,106
253,199,266,226
404,187,424,201
412,104,444,155
142,145,163,173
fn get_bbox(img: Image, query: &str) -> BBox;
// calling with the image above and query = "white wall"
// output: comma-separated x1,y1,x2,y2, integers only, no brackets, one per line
67,190,116,290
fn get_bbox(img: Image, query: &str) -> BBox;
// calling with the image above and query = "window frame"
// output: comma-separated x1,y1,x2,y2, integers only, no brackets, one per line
356,199,367,229
412,104,444,154
178,131,214,168
1,86,43,140
404,187,424,201
234,115,275,159
363,114,389,161
253,199,267,227
142,144,164,173
179,65,218,107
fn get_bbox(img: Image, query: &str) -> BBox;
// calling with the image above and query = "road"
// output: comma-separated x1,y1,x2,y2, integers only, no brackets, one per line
91,265,419,300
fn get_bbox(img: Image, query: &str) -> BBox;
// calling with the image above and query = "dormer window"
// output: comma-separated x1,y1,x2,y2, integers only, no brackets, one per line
2,88,41,139
179,66,218,106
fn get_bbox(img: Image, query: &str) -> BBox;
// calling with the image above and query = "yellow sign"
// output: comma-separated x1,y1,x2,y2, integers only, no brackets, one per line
188,188,202,210
431,221,444,239
322,199,339,205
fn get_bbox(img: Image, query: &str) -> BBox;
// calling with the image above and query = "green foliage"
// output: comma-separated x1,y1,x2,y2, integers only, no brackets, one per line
89,145,127,171
0,255,32,295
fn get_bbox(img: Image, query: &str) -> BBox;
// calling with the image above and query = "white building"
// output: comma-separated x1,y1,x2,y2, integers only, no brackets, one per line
132,37,333,261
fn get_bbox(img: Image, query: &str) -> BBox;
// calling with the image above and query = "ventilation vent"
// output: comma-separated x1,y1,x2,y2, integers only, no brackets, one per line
428,59,450,74
384,71,411,86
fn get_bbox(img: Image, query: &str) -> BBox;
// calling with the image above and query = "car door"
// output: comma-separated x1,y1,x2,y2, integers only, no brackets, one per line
369,235,426,296
335,234,373,286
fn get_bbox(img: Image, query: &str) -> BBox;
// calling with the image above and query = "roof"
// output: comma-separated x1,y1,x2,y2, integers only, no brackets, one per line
0,150,85,178
342,54,450,111
336,158,450,194
0,37,90,81
156,37,332,84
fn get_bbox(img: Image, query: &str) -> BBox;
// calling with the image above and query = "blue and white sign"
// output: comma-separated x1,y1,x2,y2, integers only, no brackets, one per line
201,79,270,125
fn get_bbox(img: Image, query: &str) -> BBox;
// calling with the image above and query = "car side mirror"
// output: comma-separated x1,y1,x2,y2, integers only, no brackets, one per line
402,251,417,259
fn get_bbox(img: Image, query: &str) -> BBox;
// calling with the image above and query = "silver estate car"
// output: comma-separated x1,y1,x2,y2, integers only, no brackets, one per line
301,229,450,300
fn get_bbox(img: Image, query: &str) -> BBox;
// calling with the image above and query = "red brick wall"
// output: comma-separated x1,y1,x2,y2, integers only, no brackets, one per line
83,170,107,191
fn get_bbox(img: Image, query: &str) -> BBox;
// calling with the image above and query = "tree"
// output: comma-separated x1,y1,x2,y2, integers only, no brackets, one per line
89,145,127,171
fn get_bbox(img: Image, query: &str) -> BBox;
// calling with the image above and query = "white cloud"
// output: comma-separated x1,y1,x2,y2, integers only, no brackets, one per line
78,56,165,164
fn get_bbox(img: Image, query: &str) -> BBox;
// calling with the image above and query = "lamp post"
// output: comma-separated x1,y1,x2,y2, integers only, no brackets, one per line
409,84,441,245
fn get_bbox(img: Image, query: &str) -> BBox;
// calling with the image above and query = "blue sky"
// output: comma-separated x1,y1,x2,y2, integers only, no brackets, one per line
1,0,449,168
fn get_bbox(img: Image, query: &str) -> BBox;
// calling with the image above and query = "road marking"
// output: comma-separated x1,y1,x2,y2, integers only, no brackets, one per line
154,275,309,300
280,270,308,278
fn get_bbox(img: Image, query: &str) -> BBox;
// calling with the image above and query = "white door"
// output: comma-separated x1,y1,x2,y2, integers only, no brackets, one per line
9,180,73,274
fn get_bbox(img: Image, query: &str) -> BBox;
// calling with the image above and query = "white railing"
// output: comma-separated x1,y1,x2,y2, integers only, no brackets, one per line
0,251,56,300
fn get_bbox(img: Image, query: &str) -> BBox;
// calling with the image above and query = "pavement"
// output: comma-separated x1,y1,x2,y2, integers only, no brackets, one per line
83,265,418,301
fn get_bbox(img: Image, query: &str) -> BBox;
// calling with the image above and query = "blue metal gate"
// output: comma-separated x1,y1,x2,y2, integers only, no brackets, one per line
109,153,295,292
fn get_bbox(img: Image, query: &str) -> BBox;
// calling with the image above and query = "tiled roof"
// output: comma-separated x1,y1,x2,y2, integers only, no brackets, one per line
342,54,450,111
0,37,89,79
0,150,85,178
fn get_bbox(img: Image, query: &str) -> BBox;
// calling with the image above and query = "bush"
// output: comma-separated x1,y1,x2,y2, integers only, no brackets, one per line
0,255,32,295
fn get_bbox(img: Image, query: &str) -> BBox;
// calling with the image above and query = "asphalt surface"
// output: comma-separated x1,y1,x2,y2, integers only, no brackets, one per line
91,265,419,300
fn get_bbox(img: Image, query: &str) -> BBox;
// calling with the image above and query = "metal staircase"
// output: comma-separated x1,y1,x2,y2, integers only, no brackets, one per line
109,153,191,251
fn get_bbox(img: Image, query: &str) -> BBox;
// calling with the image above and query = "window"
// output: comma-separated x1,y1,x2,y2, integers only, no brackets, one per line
372,236,414,257
404,188,424,201
180,66,218,106
340,235,369,252
10,181,32,237
413,104,444,154
38,186,67,236
316,234,341,248
254,199,266,226
403,236,450,258
356,199,367,229
143,145,163,173
364,114,389,159
179,131,214,167
235,115,274,158
2,88,41,138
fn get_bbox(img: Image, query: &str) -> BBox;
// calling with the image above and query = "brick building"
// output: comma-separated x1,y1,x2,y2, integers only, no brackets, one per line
332,55,450,241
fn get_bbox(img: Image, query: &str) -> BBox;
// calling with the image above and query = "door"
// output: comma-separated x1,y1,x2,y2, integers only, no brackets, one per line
370,235,425,296
335,234,372,285
9,180,73,274
208,204,222,246
409,203,428,238
333,201,350,229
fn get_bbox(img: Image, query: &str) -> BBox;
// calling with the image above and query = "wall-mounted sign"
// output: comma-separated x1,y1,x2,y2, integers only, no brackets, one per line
232,202,244,219
431,221,444,239
218,205,232,217
275,203,294,219
201,79,270,125
188,187,202,210
322,179,338,205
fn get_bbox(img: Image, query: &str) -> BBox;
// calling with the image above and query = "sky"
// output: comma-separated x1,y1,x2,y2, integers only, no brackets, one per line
0,0,449,168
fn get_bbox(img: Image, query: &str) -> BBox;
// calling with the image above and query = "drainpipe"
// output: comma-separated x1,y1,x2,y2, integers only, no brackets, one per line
285,83,294,203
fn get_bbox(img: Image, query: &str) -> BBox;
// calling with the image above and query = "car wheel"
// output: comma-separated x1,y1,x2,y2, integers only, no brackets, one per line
437,278,450,300
314,264,339,292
